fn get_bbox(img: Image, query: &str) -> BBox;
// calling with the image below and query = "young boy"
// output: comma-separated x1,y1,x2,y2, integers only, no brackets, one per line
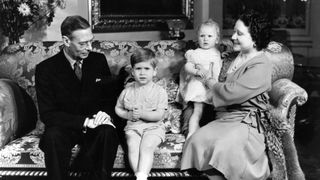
115,48,168,180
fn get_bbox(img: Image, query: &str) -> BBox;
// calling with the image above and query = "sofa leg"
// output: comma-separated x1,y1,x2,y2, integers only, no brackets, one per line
282,132,305,180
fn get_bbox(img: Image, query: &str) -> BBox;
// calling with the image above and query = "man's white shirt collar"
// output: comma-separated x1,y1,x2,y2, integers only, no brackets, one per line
63,49,82,69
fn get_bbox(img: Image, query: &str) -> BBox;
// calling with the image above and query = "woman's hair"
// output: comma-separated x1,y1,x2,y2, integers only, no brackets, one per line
130,48,157,68
61,15,90,38
239,9,271,50
198,19,221,43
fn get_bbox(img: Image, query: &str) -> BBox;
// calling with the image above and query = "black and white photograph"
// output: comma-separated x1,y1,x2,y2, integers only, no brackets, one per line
0,0,319,180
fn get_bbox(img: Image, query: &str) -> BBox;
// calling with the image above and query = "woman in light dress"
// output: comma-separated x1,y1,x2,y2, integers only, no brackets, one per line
181,9,272,180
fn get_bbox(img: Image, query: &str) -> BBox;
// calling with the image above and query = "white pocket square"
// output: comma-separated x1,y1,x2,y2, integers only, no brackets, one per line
95,78,101,82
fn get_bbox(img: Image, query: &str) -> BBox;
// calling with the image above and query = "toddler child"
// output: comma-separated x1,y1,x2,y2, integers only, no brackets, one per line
179,19,222,139
115,48,168,180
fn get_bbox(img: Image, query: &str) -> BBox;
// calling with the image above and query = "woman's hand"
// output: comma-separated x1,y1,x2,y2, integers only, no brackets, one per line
195,64,209,79
203,77,217,89
194,64,217,89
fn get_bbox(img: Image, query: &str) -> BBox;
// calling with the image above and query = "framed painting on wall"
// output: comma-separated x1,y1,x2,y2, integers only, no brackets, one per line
222,0,310,36
89,0,194,32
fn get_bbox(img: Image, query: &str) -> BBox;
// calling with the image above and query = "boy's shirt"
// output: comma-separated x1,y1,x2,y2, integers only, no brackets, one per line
116,81,168,126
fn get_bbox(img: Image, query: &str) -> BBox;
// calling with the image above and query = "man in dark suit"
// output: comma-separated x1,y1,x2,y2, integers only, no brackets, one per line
35,15,120,180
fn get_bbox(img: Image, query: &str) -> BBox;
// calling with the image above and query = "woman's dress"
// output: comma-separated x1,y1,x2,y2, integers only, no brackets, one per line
180,53,272,180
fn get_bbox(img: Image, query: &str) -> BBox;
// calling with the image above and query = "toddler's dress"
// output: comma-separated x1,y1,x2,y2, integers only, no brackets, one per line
179,48,221,104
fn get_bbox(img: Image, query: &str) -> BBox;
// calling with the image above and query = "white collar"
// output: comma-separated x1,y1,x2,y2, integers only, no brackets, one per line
63,49,83,68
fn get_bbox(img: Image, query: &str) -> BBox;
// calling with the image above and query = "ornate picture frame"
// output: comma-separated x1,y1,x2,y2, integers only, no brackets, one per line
89,0,194,33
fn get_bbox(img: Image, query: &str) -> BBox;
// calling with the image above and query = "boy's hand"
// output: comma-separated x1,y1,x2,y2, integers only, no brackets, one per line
127,110,139,122
132,107,141,121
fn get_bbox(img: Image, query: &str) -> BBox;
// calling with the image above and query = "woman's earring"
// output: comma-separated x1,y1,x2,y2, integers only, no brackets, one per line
253,43,257,48
153,68,157,76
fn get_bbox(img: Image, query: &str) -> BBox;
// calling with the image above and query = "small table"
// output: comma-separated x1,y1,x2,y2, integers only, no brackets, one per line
295,56,320,67
294,56,320,95
294,57,320,129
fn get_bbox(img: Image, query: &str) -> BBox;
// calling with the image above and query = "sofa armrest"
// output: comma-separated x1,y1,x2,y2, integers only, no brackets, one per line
0,79,37,148
268,78,308,137
268,78,307,180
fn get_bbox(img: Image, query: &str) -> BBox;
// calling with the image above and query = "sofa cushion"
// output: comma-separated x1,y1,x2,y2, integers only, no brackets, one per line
163,103,182,134
0,79,37,148
0,80,17,147
0,42,63,132
0,128,185,170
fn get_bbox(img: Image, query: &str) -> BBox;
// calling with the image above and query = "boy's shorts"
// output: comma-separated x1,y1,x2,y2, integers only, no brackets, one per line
125,122,166,142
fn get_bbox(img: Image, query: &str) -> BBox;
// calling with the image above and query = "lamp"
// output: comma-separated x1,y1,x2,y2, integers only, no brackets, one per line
167,19,187,40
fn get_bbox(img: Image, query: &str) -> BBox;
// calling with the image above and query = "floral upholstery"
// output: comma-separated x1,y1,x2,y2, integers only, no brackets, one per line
0,40,190,177
0,128,185,169
0,80,16,147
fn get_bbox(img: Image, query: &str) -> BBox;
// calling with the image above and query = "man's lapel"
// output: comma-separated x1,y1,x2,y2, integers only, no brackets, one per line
80,54,98,95
56,51,82,96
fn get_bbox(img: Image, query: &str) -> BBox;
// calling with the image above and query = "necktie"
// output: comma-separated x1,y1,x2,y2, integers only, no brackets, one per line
74,60,82,80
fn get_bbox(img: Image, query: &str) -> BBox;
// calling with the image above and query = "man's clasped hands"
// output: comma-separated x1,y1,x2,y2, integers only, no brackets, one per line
83,111,115,129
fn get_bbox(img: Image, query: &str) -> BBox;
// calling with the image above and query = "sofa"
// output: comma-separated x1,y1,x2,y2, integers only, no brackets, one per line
0,40,308,179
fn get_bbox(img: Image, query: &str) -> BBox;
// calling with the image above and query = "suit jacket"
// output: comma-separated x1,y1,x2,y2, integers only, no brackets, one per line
35,50,121,131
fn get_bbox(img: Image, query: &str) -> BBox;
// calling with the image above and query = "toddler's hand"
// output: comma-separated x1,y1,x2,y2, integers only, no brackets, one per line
194,64,202,70
203,76,217,89
195,64,209,79
196,69,207,79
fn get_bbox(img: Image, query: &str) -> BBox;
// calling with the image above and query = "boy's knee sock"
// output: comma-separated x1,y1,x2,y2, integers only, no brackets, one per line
135,172,148,180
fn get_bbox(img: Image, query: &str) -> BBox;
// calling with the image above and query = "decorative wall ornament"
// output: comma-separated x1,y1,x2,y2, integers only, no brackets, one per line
89,0,194,32
167,19,187,40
